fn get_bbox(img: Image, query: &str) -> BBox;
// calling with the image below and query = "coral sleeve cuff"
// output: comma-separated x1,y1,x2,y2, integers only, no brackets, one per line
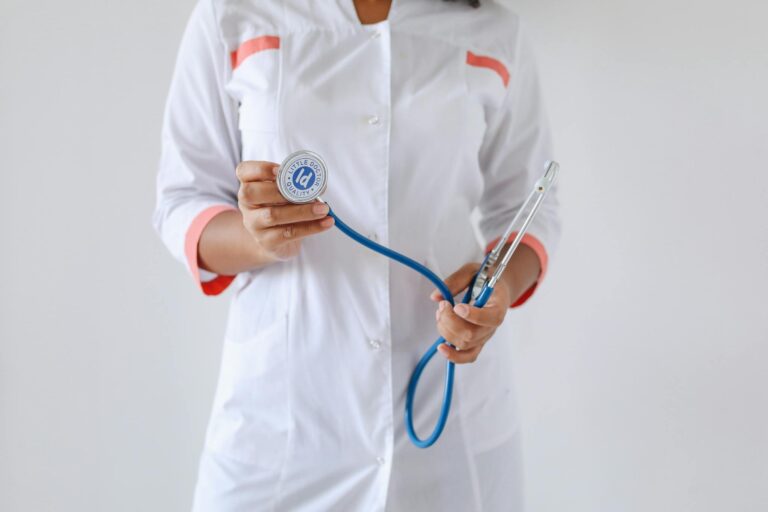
485,232,549,308
184,205,238,296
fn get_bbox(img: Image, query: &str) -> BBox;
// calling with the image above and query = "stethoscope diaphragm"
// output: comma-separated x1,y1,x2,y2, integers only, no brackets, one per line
276,150,328,203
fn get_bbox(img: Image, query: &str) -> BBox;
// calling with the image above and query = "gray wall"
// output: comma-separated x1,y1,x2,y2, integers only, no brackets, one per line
1,0,766,510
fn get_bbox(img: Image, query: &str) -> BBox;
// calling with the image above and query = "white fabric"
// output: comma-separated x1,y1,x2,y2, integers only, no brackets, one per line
154,0,560,510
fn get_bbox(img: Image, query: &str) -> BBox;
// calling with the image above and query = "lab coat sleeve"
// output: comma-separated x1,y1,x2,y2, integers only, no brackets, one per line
477,27,561,307
152,0,241,296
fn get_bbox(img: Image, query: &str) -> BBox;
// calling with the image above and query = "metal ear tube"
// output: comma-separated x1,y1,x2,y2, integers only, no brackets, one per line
471,161,559,304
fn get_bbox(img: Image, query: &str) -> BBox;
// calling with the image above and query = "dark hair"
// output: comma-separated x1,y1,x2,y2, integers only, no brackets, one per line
443,0,481,7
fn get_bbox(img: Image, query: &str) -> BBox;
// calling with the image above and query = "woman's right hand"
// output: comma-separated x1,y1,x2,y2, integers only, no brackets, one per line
236,160,334,262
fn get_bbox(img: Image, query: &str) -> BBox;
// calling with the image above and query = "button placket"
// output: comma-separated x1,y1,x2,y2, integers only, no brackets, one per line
359,19,393,503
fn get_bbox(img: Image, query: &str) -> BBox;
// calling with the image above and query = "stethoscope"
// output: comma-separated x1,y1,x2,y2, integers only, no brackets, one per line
275,150,559,448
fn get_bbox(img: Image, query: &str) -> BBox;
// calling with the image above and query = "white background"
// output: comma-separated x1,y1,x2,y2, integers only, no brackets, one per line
1,0,767,510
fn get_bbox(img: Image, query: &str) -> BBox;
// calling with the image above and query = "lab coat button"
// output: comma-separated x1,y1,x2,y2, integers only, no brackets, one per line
367,115,380,125
369,233,379,242
371,30,381,40
376,456,385,465
368,338,382,350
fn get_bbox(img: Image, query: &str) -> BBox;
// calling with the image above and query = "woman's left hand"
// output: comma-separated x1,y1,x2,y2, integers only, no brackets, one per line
429,262,513,364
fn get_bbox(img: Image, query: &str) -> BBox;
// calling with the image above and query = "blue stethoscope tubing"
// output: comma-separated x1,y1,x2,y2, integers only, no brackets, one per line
327,207,495,448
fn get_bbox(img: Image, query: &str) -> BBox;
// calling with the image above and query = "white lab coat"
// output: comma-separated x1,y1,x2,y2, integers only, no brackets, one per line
153,0,560,510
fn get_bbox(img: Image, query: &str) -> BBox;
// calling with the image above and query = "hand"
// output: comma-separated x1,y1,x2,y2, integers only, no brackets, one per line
236,161,334,262
429,263,513,364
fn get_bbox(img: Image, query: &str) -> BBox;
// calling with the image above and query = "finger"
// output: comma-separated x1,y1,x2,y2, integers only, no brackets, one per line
257,217,335,246
435,300,489,350
452,302,505,328
235,161,279,182
430,262,481,301
239,181,287,207
250,202,330,229
437,343,483,364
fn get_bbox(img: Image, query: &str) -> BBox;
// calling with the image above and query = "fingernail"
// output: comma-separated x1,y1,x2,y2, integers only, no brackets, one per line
454,304,469,318
439,301,448,312
321,217,334,227
313,203,329,215
272,165,280,176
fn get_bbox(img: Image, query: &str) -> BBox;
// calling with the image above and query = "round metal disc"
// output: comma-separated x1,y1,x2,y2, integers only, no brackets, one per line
276,150,328,204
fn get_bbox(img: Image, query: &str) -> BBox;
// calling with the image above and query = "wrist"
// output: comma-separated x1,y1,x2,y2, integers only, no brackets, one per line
492,243,541,305
242,233,279,268
497,271,521,304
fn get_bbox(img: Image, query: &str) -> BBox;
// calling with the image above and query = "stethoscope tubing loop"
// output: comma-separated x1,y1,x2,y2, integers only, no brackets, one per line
403,263,490,448
330,206,491,448
330,204,498,448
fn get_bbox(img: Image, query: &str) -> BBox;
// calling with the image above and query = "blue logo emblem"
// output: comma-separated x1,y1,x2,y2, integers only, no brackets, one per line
276,150,328,203
291,166,316,190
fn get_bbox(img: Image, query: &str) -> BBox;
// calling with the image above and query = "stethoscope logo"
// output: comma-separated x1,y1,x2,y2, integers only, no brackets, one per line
276,150,328,204
292,166,316,190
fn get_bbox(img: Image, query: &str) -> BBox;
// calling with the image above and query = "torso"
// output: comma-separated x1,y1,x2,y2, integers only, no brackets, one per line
199,1,532,510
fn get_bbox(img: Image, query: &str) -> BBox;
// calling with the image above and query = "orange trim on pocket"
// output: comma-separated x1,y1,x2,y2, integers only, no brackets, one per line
231,35,281,69
466,50,510,88
486,232,548,307
184,205,238,296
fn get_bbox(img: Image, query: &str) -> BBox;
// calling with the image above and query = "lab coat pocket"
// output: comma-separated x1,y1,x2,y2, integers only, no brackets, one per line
205,314,292,469
234,42,282,162
238,93,280,161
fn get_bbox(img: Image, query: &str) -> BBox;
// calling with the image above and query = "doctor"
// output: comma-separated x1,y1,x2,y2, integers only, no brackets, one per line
154,0,560,510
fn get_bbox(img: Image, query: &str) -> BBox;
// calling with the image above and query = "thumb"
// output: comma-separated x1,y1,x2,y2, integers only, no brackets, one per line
429,263,481,302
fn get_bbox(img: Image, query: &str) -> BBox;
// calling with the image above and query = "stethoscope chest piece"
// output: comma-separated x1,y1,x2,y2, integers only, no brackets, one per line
277,150,329,204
